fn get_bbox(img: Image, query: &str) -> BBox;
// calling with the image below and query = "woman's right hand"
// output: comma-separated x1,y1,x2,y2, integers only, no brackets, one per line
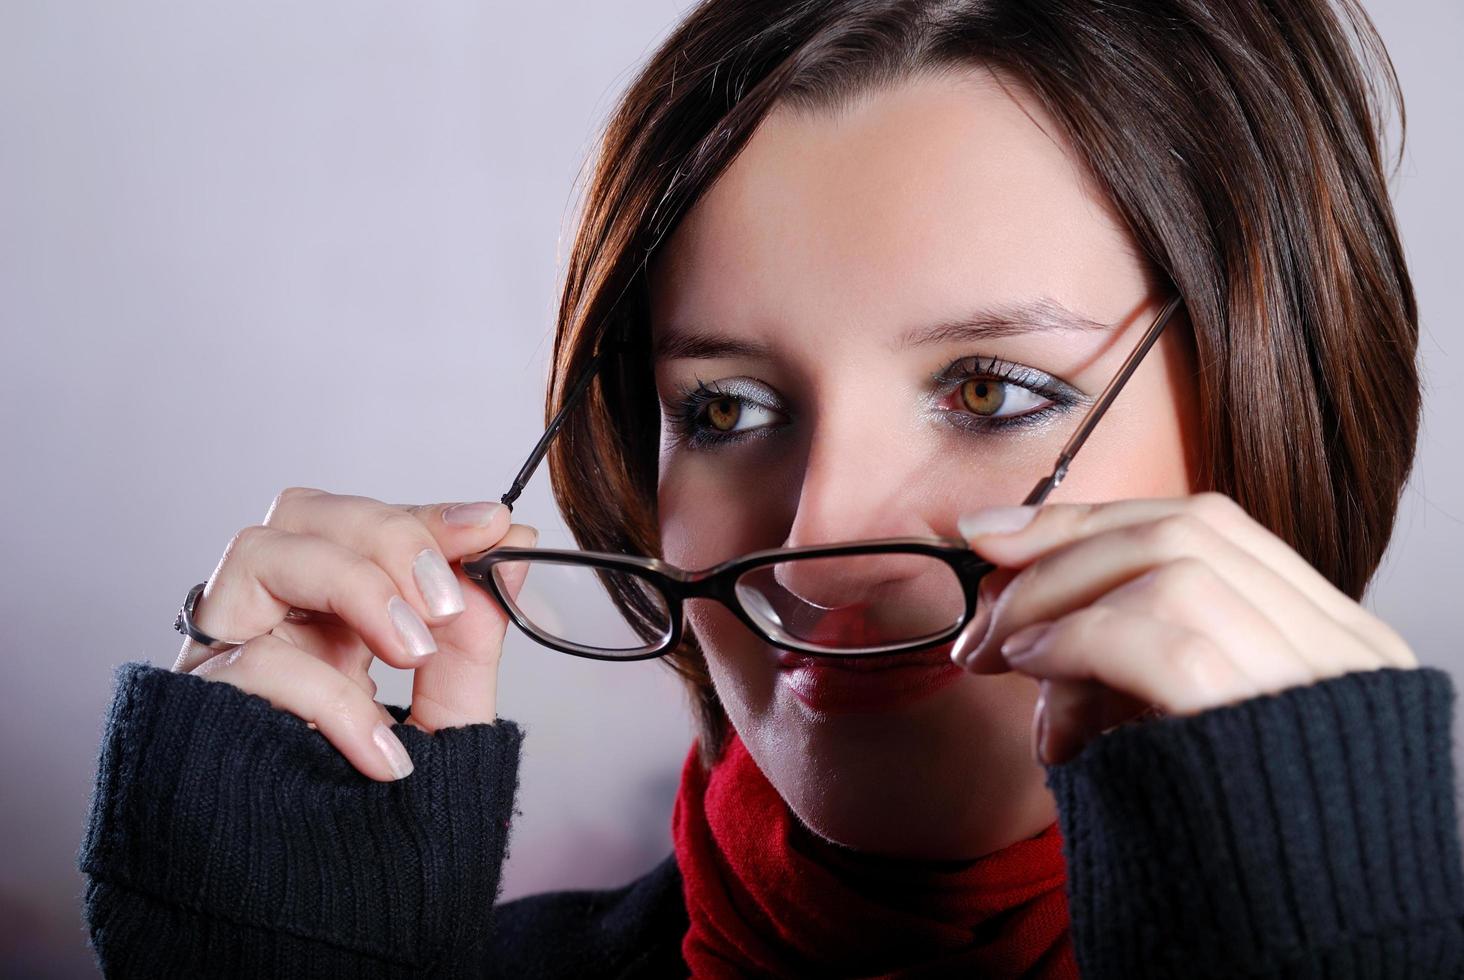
172,487,537,782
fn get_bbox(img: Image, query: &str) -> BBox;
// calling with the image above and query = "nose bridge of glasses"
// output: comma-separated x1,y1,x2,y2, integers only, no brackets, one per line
679,546,952,610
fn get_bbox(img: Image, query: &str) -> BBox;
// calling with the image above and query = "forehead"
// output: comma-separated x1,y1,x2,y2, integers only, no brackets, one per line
648,67,1144,342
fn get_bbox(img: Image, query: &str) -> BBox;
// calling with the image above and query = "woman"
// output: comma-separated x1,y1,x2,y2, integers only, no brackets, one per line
79,0,1462,977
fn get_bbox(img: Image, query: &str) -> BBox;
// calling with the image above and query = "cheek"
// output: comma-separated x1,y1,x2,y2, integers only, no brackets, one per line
658,463,782,715
685,599,767,689
657,449,796,567
657,459,735,568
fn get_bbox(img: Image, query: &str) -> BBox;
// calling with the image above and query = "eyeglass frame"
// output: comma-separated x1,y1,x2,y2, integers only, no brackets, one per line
460,294,1185,661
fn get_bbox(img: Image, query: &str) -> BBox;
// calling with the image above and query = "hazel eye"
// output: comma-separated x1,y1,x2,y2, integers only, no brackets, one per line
959,378,1049,417
698,393,777,435
706,396,740,431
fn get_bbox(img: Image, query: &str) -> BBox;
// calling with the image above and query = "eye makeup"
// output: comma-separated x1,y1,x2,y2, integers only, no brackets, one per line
663,377,784,451
661,354,1087,451
927,354,1085,436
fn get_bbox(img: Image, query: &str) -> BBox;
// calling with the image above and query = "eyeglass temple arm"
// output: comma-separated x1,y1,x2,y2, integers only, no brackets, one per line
1021,295,1184,508
499,332,632,513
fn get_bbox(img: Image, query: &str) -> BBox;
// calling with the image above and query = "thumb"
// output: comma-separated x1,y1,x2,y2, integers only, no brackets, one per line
405,522,538,733
951,565,1020,673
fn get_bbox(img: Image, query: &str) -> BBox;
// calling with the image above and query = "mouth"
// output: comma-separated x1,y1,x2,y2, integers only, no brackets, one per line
772,640,969,714
773,642,961,672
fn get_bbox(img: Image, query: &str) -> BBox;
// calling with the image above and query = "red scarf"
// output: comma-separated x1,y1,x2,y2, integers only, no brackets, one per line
672,729,1077,979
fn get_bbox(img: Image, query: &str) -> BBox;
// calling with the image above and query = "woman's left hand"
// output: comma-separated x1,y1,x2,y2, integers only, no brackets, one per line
950,491,1418,766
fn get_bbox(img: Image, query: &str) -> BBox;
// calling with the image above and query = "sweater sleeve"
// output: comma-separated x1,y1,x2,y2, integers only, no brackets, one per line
1046,665,1464,979
77,661,525,979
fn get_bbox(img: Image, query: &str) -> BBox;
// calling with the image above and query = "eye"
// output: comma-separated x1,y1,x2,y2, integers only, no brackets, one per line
703,393,777,434
932,354,1083,434
665,377,785,449
958,378,1051,417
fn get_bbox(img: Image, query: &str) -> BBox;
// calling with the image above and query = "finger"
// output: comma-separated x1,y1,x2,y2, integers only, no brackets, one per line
946,565,1019,665
175,525,438,674
268,618,379,700
194,633,416,782
996,605,1263,716
960,489,1417,665
184,609,380,701
1034,677,1154,765
264,489,514,628
961,493,1381,649
311,700,400,732
961,508,1383,676
267,489,531,663
401,499,516,560
960,542,1329,694
1093,559,1319,694
407,522,539,733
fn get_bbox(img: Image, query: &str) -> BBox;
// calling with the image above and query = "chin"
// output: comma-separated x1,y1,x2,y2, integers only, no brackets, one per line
754,677,1057,862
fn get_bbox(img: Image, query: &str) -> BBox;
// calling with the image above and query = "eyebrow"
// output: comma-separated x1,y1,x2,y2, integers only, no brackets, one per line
653,297,1112,362
895,298,1113,350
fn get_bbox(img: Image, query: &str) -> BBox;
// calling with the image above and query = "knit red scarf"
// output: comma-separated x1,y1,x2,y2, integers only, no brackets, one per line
672,728,1077,979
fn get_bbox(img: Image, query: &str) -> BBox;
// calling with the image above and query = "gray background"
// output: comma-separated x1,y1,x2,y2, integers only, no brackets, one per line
0,2,1457,975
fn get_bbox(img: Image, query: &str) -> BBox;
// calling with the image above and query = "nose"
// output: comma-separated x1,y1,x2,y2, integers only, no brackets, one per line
774,394,935,607
768,548,938,611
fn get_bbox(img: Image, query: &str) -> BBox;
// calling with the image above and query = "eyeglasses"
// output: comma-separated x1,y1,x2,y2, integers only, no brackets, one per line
461,295,1183,661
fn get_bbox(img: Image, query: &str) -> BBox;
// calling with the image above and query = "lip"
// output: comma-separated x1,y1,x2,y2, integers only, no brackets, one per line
774,645,957,671
775,643,967,713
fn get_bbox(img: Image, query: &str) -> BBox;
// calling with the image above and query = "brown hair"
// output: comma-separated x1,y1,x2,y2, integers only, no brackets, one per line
542,0,1418,768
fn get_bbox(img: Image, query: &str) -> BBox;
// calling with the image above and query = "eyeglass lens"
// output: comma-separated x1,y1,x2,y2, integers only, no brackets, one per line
733,553,966,653
493,551,967,657
491,559,673,658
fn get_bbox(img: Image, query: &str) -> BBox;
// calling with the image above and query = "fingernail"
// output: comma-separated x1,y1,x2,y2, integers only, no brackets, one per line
958,506,1037,539
373,722,414,780
1001,621,1054,661
950,617,985,668
413,548,466,617
1033,701,1050,766
388,595,437,658
443,501,505,527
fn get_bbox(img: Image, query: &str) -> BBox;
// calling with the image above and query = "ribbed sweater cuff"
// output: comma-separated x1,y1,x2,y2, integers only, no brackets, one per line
1046,665,1464,978
78,661,524,968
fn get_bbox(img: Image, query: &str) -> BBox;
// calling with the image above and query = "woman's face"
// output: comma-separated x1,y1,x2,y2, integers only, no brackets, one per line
650,67,1201,861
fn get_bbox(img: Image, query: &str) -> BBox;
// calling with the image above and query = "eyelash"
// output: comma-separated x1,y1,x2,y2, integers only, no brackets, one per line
664,355,1080,451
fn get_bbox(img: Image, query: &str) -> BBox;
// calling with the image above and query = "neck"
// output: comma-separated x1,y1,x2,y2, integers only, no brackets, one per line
787,810,989,875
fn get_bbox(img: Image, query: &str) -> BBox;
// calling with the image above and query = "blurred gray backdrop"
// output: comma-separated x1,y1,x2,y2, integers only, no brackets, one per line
1,1,1458,976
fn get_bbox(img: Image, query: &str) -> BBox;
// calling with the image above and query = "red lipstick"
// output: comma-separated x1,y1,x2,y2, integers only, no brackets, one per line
775,644,966,713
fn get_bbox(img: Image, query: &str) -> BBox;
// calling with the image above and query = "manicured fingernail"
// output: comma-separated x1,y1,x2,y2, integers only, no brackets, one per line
950,618,984,668
1001,621,1054,661
388,595,437,658
413,548,466,617
373,722,414,780
1033,703,1050,765
443,501,505,527
958,506,1037,538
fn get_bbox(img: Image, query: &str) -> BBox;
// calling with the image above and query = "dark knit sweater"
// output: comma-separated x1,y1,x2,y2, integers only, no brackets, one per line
79,662,1464,978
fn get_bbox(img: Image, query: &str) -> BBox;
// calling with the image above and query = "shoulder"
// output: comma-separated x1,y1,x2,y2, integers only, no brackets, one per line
487,852,689,978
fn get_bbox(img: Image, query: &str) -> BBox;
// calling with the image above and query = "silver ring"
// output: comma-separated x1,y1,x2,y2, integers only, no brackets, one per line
174,582,247,652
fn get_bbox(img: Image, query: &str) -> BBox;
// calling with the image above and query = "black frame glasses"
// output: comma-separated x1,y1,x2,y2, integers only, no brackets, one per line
461,295,1184,661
